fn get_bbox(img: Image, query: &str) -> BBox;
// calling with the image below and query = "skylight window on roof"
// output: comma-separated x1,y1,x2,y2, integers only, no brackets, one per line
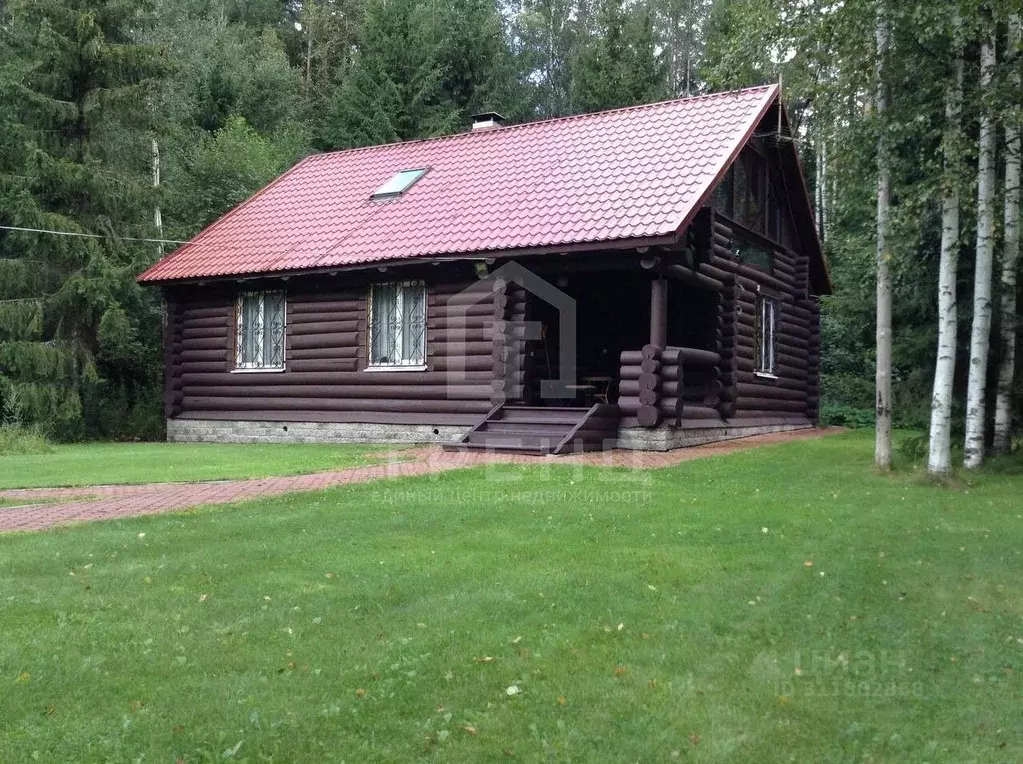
372,168,428,199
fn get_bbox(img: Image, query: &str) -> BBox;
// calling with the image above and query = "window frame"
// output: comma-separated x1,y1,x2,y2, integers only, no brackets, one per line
371,168,429,200
755,295,777,377
233,290,287,372
366,279,428,370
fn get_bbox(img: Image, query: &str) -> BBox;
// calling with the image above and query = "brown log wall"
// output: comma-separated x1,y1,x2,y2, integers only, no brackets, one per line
704,212,819,425
166,271,498,426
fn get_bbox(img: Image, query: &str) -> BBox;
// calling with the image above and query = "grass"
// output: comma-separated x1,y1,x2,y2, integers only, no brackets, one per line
0,442,385,490
1,430,1021,761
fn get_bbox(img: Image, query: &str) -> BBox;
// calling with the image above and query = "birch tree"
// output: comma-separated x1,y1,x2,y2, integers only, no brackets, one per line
874,0,893,471
927,9,964,476
964,26,998,468
993,13,1021,455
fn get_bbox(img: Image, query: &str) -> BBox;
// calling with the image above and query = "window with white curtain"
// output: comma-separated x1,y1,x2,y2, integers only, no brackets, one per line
235,291,286,370
755,296,777,375
369,281,426,367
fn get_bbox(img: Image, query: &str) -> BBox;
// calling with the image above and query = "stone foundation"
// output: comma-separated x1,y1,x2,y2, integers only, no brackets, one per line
615,422,814,451
167,418,466,445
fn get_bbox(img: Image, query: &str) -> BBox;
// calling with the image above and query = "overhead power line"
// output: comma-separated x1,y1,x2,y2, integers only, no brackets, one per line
0,224,188,246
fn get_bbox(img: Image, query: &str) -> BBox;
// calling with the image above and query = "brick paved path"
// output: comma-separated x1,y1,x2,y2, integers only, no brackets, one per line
0,428,841,533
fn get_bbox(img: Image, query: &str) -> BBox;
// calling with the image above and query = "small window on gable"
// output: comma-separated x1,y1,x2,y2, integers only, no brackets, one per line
756,296,777,376
371,168,428,199
369,280,427,367
735,237,774,274
235,291,286,370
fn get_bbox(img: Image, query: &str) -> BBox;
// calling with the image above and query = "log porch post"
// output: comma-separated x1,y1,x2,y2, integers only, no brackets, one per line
650,277,667,348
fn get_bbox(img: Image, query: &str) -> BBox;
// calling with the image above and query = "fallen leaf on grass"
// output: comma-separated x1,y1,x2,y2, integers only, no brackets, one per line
688,732,701,746
613,666,628,677
557,695,566,706
199,593,209,603
804,560,814,567
463,725,478,736
15,672,30,684
355,688,366,698
473,656,496,664
45,704,56,716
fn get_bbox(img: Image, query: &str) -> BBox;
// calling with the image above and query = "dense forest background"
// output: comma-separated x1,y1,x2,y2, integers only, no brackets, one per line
0,0,1019,458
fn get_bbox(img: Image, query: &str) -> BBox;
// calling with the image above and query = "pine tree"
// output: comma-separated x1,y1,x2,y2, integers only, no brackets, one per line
0,0,166,439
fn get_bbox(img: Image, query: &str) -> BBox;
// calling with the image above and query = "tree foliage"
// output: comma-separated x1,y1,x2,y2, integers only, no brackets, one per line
0,0,1018,450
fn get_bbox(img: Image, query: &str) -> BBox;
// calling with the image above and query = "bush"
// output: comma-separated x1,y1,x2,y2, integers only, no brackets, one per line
0,423,53,455
819,403,875,429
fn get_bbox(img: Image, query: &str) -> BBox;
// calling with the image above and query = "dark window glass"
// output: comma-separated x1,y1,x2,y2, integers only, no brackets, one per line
735,239,774,273
713,167,734,217
756,296,777,375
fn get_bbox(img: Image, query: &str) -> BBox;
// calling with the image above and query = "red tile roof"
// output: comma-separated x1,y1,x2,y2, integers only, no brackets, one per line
139,85,780,283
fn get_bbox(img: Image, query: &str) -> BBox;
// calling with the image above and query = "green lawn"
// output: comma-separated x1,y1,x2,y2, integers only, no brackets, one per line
1,431,1021,762
0,442,384,490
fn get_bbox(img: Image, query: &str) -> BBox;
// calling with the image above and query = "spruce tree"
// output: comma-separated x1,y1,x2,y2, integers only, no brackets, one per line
325,0,459,148
0,0,165,439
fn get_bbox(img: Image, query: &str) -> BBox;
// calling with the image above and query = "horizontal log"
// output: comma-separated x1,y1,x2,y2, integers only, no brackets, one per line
285,360,359,373
182,326,227,341
736,397,808,413
288,301,362,315
182,370,493,387
678,404,720,419
186,384,493,401
287,320,360,336
736,383,806,401
662,263,723,292
658,397,683,416
173,409,483,426
430,356,495,373
182,315,230,330
637,405,660,427
671,346,721,366
642,344,661,360
288,345,357,361
182,306,230,320
182,396,493,414
640,358,661,374
289,332,360,350
178,360,229,374
180,349,229,363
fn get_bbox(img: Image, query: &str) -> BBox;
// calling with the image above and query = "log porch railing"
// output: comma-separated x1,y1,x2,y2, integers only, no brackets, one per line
618,344,728,428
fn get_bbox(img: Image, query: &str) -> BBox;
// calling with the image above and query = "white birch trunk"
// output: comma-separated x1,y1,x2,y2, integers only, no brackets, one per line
151,137,163,255
964,30,998,468
875,2,893,470
927,16,963,476
993,14,1021,455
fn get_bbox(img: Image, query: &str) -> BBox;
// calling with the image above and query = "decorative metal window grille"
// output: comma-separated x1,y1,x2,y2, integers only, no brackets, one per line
756,296,777,375
235,291,286,370
369,281,426,366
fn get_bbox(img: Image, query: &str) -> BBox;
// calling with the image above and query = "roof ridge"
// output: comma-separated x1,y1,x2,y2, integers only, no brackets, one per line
309,84,779,162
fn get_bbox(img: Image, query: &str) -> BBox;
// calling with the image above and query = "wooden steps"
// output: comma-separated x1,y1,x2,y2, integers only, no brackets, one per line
446,404,621,455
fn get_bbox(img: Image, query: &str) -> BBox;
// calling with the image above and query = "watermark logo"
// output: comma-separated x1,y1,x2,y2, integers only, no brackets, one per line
445,261,577,400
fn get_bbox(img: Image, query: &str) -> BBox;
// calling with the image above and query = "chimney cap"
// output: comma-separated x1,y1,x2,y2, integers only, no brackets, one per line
471,111,505,131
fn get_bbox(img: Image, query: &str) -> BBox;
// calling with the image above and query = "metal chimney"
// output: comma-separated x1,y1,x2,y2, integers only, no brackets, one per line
471,112,505,131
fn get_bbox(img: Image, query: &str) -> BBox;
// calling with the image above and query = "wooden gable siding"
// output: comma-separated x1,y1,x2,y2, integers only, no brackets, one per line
166,269,499,426
706,211,820,426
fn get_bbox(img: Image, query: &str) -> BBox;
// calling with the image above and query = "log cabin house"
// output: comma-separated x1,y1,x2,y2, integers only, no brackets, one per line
138,85,830,453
